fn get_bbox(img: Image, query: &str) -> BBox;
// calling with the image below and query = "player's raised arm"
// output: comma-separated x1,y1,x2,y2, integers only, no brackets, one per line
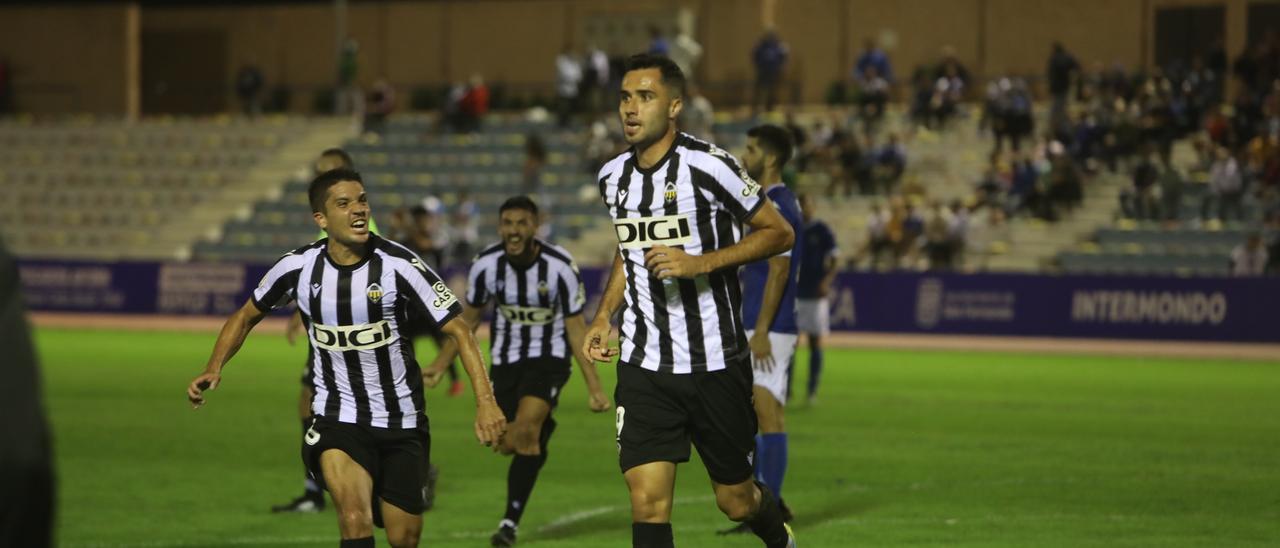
584,249,626,362
186,298,270,408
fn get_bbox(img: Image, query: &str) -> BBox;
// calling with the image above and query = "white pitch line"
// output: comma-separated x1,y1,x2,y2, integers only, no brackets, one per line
536,494,717,534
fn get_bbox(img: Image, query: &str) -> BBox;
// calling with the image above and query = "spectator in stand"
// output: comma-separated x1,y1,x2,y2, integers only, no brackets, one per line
1008,152,1042,216
897,200,925,267
555,46,582,128
1203,145,1245,222
1047,42,1080,132
1230,232,1269,276
928,63,966,129
679,84,714,140
647,24,669,56
581,45,611,116
1045,152,1083,218
857,65,891,134
854,38,894,85
336,37,362,117
752,28,789,114
235,62,264,117
1122,149,1160,220
363,78,396,134
522,133,548,200
458,74,491,133
404,200,448,270
921,201,955,271
668,8,704,82
1158,156,1186,225
874,133,906,194
861,200,892,269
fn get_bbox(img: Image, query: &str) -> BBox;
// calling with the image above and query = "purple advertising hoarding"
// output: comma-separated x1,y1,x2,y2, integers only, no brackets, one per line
18,259,1280,343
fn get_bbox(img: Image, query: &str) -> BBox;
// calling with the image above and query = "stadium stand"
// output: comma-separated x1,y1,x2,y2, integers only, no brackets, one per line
0,115,351,261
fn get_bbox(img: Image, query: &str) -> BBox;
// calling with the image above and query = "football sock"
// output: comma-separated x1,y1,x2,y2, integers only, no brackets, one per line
339,537,374,547
808,347,824,398
760,433,788,498
746,482,790,548
632,522,674,548
301,419,321,494
503,453,546,524
503,418,554,525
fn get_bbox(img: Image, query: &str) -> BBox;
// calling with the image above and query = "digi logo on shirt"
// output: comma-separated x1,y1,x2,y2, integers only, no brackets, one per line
498,305,556,325
613,215,692,249
312,320,398,351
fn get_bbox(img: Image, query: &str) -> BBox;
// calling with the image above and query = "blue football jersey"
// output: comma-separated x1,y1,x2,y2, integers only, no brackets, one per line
741,184,804,334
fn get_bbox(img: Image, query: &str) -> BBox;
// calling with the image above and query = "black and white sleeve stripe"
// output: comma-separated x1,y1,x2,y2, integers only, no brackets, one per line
251,253,307,312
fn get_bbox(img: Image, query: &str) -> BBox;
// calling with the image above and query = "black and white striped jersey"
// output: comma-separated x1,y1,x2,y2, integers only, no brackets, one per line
465,239,586,366
252,234,462,429
596,133,764,374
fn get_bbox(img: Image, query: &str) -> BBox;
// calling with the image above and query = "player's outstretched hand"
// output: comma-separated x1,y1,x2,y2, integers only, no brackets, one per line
644,245,707,280
584,320,619,363
749,330,774,373
186,371,221,409
588,389,612,412
474,400,507,447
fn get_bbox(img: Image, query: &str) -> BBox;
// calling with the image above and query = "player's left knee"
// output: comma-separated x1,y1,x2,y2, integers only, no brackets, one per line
511,422,542,456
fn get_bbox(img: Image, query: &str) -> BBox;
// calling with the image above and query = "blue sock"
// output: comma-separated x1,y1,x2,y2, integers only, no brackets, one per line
753,434,765,483
808,348,824,398
759,433,788,498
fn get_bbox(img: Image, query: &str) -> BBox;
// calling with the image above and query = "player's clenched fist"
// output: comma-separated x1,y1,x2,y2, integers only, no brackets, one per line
474,399,507,447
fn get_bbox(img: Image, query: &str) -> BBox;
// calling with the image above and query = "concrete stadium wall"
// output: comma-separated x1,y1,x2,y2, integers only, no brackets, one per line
0,0,1275,114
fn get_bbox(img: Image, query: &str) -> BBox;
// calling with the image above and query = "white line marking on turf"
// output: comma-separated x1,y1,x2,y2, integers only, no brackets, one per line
537,495,716,534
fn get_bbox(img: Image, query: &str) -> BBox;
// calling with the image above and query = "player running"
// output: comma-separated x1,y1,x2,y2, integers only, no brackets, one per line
720,124,802,535
187,168,505,548
586,53,798,548
423,195,611,546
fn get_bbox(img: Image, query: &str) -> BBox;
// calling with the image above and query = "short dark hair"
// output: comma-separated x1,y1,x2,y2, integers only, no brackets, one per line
308,168,363,213
624,53,686,98
499,195,539,217
319,148,354,170
747,124,794,168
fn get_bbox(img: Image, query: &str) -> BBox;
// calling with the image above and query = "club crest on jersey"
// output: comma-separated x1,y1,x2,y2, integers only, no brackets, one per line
537,280,549,296
614,215,692,249
431,281,458,310
663,181,678,204
366,283,384,303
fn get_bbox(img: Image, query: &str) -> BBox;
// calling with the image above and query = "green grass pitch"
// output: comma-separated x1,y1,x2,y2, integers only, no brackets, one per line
35,327,1280,547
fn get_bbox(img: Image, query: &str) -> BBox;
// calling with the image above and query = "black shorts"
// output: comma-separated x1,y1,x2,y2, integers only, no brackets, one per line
614,356,758,485
301,415,432,514
490,357,572,420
